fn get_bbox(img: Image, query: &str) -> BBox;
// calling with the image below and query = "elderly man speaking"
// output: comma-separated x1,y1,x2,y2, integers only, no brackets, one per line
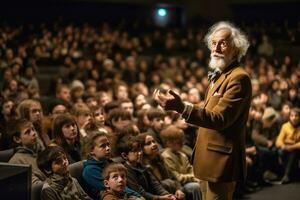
153,21,252,200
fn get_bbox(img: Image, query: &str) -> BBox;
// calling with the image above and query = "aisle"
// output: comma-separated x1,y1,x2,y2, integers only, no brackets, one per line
238,182,300,200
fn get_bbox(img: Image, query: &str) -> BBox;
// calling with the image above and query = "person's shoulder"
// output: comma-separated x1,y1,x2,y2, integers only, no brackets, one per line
101,191,119,200
232,66,250,77
160,148,173,157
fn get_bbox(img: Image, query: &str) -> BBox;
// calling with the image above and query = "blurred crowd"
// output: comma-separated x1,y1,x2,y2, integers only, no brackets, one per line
0,19,300,199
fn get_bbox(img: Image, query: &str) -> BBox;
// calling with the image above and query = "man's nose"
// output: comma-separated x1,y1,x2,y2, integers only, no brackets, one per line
213,43,221,52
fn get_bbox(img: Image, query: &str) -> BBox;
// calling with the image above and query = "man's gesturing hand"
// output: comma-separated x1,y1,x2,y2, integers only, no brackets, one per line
153,89,185,113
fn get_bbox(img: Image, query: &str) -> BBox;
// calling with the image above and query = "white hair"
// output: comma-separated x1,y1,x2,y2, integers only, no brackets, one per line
205,21,250,62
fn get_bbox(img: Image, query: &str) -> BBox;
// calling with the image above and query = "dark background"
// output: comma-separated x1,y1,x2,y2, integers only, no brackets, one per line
0,0,299,25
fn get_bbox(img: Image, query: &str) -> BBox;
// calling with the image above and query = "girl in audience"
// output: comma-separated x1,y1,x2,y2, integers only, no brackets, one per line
117,134,176,200
51,113,82,163
137,133,185,199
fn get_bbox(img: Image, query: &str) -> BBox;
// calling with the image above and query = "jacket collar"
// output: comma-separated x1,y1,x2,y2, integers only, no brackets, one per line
204,61,240,106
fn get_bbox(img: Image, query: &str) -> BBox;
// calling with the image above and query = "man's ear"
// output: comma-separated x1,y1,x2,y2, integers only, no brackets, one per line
13,136,22,144
121,152,128,160
104,180,110,188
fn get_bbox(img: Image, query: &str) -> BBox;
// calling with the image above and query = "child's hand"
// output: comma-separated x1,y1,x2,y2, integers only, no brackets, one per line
128,196,145,200
175,190,185,200
159,194,176,200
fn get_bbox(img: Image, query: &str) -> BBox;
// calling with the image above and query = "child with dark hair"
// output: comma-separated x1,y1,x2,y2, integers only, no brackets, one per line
160,125,202,200
37,146,92,200
117,134,175,200
8,119,46,185
107,108,132,132
102,163,134,200
81,131,142,200
137,133,185,200
51,114,81,163
146,108,165,149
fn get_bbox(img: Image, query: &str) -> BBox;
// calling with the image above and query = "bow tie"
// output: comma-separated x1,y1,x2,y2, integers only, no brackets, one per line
208,70,221,82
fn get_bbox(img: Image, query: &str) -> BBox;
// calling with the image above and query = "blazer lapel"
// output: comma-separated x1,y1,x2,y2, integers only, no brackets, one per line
204,73,226,106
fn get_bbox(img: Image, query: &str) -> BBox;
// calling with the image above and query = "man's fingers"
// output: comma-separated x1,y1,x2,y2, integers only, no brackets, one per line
168,89,180,99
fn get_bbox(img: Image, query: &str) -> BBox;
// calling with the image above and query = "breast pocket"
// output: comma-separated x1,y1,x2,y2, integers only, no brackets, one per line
206,96,221,110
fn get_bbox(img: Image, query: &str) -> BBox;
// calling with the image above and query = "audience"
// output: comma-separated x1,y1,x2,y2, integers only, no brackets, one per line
0,17,299,199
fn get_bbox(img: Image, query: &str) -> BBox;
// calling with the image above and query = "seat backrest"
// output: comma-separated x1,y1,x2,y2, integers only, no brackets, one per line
31,182,43,200
0,148,15,162
68,160,84,186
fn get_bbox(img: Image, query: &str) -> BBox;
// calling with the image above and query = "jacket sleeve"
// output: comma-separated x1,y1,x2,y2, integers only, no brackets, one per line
126,171,162,200
161,153,195,184
41,187,58,200
275,125,286,148
186,74,252,131
252,128,268,147
73,178,93,200
147,170,169,196
82,165,105,191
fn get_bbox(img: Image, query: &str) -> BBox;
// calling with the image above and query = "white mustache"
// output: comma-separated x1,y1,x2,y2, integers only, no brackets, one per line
211,53,225,58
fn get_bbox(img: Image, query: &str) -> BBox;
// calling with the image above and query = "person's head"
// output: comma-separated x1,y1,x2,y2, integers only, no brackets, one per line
49,99,69,116
281,101,292,119
147,108,165,132
137,133,159,159
289,108,300,127
83,93,98,109
96,91,112,107
134,94,147,111
205,21,249,71
102,163,127,193
164,111,188,129
52,104,68,116
117,135,142,166
91,105,105,126
136,109,151,133
37,146,69,176
82,131,110,160
115,123,140,144
119,99,134,116
160,125,184,151
1,99,15,118
56,84,71,102
9,119,37,148
71,103,92,129
288,86,298,100
107,108,132,131
52,114,80,146
187,87,201,104
16,99,43,123
114,82,129,101
262,107,278,128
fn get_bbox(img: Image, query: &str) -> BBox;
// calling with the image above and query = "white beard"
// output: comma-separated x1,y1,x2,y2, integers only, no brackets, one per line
209,55,226,71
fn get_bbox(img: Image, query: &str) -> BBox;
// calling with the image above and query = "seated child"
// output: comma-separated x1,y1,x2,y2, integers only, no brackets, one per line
51,114,82,163
102,162,143,200
37,146,92,200
137,133,185,200
117,134,176,200
276,107,300,183
160,125,202,200
81,130,142,200
8,119,46,185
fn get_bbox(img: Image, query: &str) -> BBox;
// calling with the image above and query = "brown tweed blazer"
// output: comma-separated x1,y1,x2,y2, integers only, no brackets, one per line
187,63,252,183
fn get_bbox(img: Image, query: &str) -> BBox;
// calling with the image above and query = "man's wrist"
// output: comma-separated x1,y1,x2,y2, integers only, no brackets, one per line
181,102,193,120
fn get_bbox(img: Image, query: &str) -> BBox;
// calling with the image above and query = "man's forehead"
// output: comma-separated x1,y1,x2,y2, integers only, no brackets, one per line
212,28,231,40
